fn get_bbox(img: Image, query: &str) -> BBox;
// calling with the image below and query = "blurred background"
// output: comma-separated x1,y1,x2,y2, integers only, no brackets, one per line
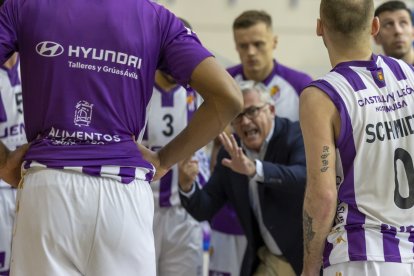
155,0,414,79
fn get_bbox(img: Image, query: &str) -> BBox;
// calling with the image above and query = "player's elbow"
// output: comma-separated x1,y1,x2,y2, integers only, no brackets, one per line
304,186,337,221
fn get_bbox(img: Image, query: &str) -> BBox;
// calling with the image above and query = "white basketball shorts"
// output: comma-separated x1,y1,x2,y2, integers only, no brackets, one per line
153,206,203,276
0,182,16,275
324,261,414,276
10,168,155,276
208,230,247,276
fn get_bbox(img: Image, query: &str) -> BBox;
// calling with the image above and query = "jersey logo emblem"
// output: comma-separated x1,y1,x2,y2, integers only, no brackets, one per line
270,85,280,96
335,236,346,244
377,70,384,82
74,100,94,127
36,41,64,57
187,93,196,111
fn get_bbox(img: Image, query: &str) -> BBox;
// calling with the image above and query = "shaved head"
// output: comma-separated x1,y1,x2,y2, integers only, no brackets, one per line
320,0,374,36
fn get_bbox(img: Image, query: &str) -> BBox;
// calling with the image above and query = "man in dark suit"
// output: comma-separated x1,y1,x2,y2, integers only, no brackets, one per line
179,81,306,276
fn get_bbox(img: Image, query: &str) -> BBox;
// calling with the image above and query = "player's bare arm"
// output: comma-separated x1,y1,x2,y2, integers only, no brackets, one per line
300,87,339,276
219,132,256,177
157,57,243,174
0,142,29,187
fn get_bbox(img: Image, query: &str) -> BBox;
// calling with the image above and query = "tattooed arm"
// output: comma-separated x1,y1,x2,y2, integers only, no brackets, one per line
299,87,340,276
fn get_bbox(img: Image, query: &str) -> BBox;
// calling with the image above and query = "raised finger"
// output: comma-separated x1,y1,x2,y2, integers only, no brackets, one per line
230,134,240,151
219,132,234,153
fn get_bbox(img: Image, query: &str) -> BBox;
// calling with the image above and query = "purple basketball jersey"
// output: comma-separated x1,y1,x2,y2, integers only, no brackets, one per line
0,0,212,183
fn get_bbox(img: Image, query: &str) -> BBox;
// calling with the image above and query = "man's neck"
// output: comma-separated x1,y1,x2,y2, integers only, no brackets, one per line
243,63,274,82
402,48,414,65
328,44,372,68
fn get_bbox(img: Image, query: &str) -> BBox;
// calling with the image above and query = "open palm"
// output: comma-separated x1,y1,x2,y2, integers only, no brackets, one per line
219,132,256,177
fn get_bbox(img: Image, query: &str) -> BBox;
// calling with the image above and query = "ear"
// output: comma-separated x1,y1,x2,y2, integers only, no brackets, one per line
316,18,323,37
371,16,380,36
273,35,278,49
411,24,414,39
268,104,276,116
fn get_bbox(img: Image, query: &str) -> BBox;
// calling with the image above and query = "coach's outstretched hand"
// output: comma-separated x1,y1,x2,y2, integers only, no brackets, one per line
0,143,30,187
219,132,256,177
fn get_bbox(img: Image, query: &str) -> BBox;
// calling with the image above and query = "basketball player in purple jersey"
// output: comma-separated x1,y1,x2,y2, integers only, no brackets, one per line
301,0,414,275
0,0,243,275
0,36,25,276
209,10,312,276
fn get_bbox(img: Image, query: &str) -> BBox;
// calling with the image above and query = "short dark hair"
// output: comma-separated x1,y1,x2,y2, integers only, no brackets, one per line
321,0,374,36
374,1,412,21
233,10,272,30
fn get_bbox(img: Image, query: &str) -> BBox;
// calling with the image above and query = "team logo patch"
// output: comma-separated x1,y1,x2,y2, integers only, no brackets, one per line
270,85,282,101
377,70,384,82
336,236,346,244
36,41,64,57
74,100,94,127
270,85,280,96
186,93,196,111
186,94,194,105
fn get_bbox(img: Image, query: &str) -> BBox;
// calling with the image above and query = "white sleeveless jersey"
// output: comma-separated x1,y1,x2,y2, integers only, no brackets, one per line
0,60,25,188
144,84,210,208
310,55,414,267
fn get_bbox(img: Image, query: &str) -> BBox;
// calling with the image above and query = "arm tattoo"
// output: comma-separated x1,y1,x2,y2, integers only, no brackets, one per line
320,145,330,172
303,210,315,254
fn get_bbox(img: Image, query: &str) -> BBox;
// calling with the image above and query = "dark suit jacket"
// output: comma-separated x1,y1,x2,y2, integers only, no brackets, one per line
180,117,306,275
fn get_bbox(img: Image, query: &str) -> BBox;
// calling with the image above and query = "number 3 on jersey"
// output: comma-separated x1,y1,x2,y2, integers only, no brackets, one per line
162,114,174,137
394,148,414,209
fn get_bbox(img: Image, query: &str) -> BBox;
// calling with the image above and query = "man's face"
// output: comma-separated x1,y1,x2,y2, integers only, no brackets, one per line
232,90,275,152
233,22,276,80
375,10,414,60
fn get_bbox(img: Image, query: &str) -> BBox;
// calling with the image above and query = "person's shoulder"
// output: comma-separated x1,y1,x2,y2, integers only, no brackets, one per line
275,116,301,133
271,117,303,147
275,61,313,93
300,85,331,104
379,54,414,73
141,0,163,10
226,63,243,77
276,62,312,81
140,0,175,22
138,0,159,12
